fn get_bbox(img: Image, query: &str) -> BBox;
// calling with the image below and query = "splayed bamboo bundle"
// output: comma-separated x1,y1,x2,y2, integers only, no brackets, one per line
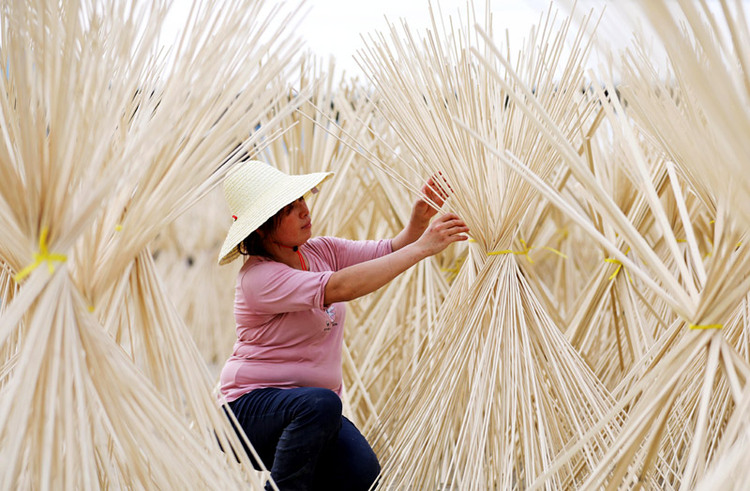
615,0,750,329
356,4,622,488
0,0,302,487
0,269,261,489
461,68,749,491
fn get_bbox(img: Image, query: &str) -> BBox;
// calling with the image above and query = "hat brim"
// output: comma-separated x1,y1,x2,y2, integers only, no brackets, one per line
218,171,333,265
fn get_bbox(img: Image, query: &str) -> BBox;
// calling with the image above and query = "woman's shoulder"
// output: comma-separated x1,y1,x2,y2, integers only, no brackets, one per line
298,237,339,270
302,236,347,259
303,236,355,253
239,255,286,278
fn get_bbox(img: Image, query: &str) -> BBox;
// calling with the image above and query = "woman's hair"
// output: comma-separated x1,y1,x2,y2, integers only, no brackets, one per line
237,200,296,259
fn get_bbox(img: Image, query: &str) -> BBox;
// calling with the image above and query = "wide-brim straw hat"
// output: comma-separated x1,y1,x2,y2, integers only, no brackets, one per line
218,160,333,265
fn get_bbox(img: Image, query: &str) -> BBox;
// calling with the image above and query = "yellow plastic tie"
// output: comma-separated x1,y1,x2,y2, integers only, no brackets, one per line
689,324,723,330
441,256,467,283
604,258,624,280
539,246,568,259
13,228,67,282
487,239,567,264
488,239,533,263
605,248,632,283
115,224,123,232
88,305,95,313
488,248,519,257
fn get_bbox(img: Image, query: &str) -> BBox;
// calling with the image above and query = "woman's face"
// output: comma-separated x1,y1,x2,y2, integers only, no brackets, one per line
267,197,312,248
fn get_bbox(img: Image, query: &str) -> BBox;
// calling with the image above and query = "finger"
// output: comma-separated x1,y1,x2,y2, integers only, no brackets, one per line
434,171,454,194
442,219,468,228
437,212,460,221
431,181,449,200
440,219,468,230
433,221,462,234
439,220,467,230
424,180,447,202
445,225,470,235
431,217,455,230
426,175,450,200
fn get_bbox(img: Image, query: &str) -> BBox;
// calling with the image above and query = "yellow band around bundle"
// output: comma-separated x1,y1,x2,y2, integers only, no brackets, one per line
441,256,467,283
689,323,723,330
13,228,67,282
604,258,634,283
487,239,567,264
605,247,632,282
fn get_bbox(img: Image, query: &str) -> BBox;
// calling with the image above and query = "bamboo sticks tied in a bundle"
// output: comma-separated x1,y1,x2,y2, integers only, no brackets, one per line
0,0,303,487
355,5,625,488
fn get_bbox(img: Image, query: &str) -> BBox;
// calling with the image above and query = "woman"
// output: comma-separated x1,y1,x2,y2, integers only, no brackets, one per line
217,161,469,490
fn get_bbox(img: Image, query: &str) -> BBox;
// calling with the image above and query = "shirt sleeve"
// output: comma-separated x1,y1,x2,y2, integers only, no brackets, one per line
309,237,394,271
240,261,334,314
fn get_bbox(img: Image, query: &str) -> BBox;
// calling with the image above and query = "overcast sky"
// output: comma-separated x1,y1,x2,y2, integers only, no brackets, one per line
163,1,748,81
297,0,547,77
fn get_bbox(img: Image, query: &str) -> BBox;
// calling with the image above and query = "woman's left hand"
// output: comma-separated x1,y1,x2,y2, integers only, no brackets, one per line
392,174,455,252
411,174,451,228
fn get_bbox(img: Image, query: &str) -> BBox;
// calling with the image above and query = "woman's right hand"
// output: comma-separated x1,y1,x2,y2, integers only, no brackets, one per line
415,213,470,257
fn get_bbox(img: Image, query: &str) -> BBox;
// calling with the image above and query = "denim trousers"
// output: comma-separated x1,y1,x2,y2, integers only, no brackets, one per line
227,387,380,490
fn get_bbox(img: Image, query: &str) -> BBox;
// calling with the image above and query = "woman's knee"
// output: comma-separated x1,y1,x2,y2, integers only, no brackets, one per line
306,388,342,412
294,388,342,429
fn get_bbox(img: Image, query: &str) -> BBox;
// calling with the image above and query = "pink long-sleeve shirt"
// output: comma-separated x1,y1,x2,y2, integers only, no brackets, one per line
220,236,393,403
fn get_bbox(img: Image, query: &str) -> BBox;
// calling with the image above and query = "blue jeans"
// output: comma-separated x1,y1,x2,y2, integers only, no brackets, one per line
227,387,380,490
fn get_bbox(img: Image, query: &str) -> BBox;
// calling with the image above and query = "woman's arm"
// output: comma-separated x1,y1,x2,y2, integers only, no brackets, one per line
392,176,451,252
324,213,468,304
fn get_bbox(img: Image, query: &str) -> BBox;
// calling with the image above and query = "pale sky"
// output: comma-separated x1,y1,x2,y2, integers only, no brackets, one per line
296,0,546,78
163,1,749,81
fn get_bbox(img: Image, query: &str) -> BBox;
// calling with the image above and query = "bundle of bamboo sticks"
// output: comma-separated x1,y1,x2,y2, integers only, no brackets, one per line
0,0,303,487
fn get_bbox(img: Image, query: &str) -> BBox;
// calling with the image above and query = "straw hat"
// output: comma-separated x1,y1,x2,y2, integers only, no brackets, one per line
218,160,333,265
